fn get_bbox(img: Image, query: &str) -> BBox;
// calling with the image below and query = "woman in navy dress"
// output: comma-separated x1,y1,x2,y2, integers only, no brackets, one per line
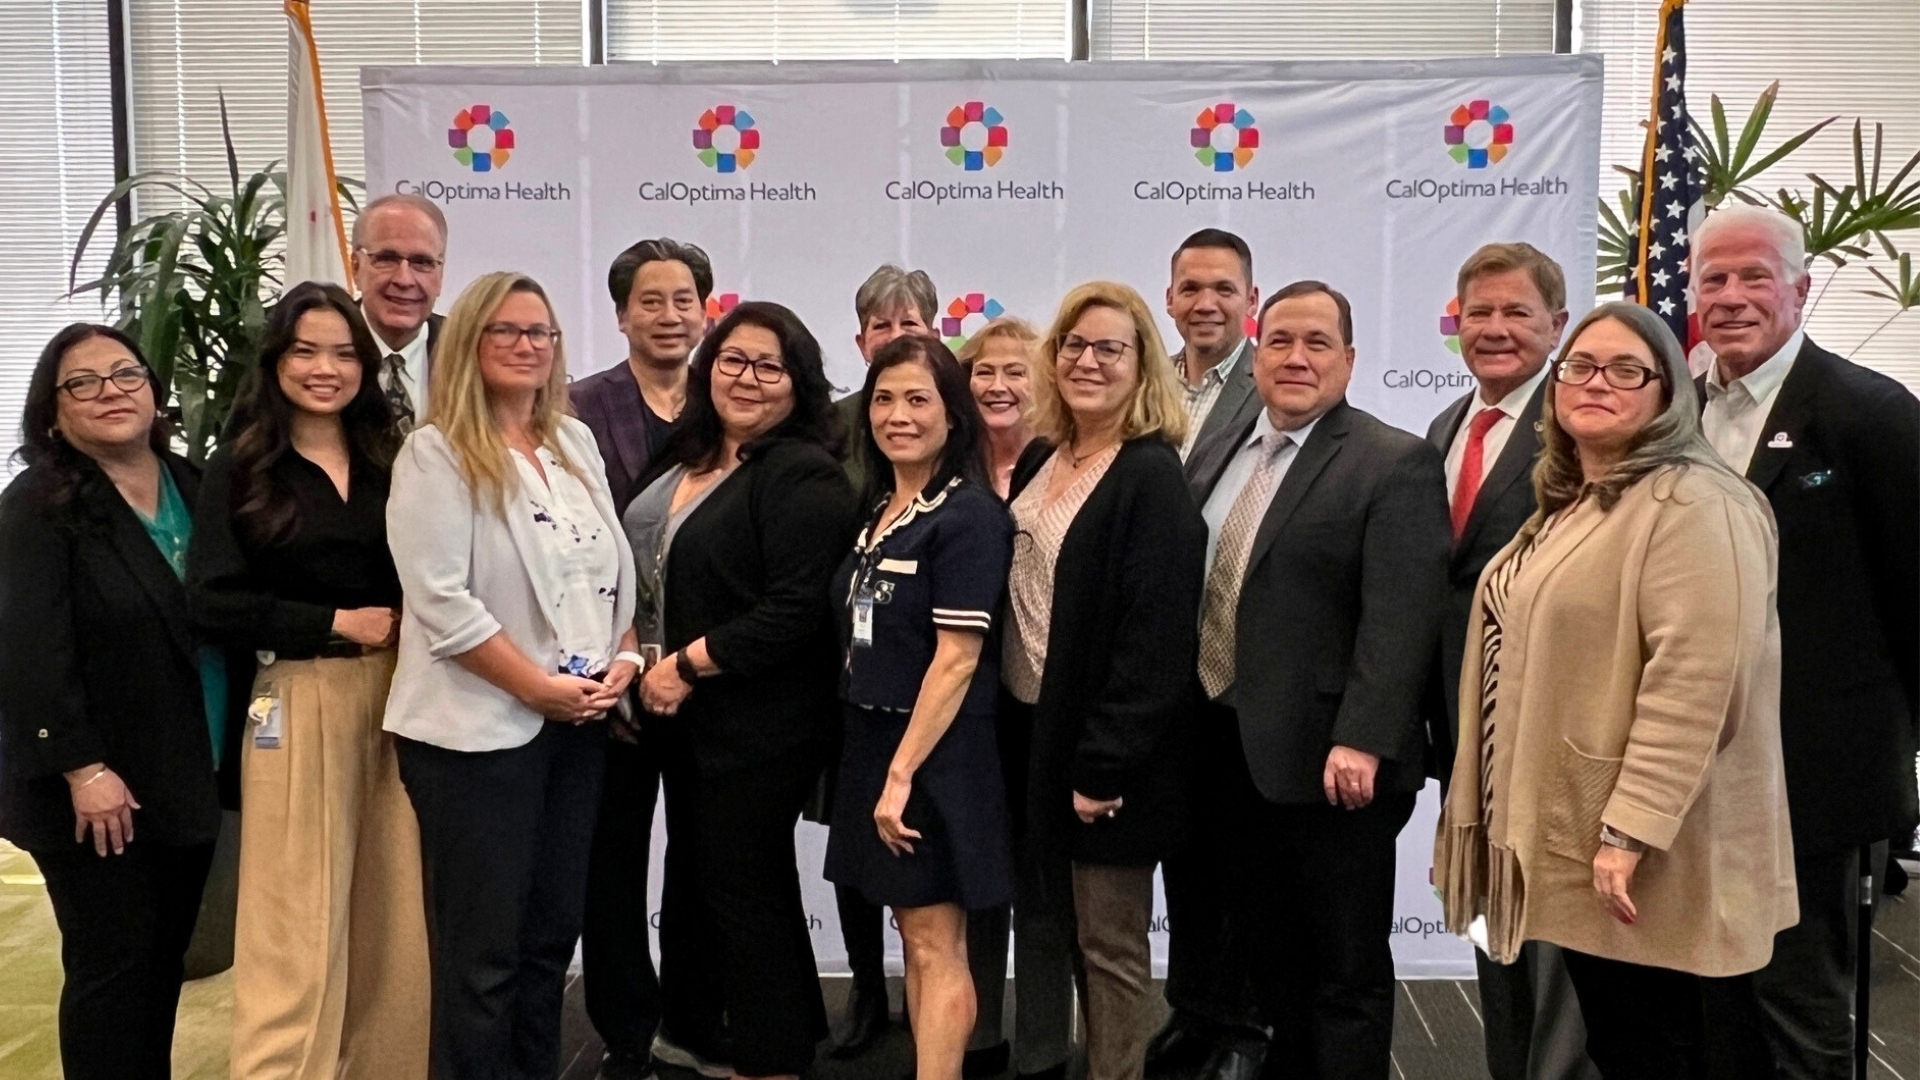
824,334,1015,1080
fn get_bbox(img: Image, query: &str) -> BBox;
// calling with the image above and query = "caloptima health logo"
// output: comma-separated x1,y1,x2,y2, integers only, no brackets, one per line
449,104,514,172
941,293,1006,350
694,105,760,173
941,102,1008,171
1444,100,1514,169
1440,298,1463,353
706,292,741,332
1192,103,1259,172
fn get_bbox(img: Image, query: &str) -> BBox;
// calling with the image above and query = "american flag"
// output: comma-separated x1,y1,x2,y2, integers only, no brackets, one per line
1625,0,1705,356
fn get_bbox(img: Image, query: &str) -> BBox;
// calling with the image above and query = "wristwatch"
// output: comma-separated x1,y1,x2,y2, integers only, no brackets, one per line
1599,824,1647,853
674,649,699,684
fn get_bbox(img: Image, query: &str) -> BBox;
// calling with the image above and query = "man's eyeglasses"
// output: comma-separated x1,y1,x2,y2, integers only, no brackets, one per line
1555,358,1662,390
714,352,789,384
483,323,561,350
357,248,445,275
58,366,151,401
1056,335,1134,366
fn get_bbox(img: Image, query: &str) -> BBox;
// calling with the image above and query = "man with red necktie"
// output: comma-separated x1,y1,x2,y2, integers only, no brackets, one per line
1424,243,1599,1080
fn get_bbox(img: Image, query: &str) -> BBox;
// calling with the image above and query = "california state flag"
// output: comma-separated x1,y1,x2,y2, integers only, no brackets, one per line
284,0,350,287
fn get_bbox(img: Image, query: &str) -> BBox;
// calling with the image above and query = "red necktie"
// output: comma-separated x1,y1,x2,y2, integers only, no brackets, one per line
1450,407,1505,540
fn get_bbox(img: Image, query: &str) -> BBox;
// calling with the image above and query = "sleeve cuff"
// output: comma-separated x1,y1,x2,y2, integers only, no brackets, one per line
931,608,992,633
426,611,505,660
1602,798,1683,852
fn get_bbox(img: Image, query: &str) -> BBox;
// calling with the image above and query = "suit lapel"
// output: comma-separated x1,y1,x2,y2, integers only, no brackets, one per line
605,373,652,498
1246,401,1351,574
1195,341,1257,450
1456,382,1546,554
1744,340,1823,494
501,457,563,627
1430,393,1470,455
92,458,197,660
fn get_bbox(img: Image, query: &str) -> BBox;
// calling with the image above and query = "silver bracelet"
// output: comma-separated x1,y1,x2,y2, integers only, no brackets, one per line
77,766,109,789
1599,824,1646,853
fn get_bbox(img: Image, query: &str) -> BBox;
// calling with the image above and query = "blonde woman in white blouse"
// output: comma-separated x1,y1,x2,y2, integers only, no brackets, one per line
384,271,640,1080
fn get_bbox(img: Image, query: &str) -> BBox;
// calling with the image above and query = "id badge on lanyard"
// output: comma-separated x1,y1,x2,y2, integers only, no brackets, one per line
852,585,876,648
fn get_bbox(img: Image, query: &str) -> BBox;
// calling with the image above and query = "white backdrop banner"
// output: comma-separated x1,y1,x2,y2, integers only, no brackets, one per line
363,56,1602,980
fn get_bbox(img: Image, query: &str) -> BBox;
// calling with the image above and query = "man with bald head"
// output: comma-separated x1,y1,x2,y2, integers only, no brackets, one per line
351,193,449,428
1690,205,1918,1080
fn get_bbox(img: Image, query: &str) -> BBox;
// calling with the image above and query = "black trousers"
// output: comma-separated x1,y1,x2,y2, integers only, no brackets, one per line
398,722,607,1080
1474,941,1599,1080
1560,948,1777,1080
35,839,215,1080
657,732,829,1076
835,884,889,999
582,731,664,1057
1161,701,1261,1039
1225,738,1415,1080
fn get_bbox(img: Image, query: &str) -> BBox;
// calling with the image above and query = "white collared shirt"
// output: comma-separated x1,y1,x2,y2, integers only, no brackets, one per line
1703,328,1804,475
367,307,431,418
1444,365,1549,503
1177,337,1251,460
1201,409,1323,570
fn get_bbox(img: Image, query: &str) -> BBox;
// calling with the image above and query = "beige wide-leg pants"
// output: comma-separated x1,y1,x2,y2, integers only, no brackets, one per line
230,650,430,1080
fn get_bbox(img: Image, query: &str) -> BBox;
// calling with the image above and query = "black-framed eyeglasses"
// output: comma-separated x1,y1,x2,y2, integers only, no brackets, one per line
356,247,444,275
58,366,151,401
1555,358,1663,390
483,323,560,350
1057,334,1134,366
714,352,789,384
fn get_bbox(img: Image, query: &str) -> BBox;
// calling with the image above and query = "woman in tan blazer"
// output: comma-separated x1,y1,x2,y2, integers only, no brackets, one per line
1436,301,1797,1080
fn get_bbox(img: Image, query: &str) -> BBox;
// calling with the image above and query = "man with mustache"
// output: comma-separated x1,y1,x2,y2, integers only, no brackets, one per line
1691,205,1919,1080
1426,243,1596,1080
350,193,448,429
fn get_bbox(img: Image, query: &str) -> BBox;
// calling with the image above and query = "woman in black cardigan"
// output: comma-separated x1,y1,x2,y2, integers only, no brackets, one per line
1002,283,1207,1080
624,301,859,1080
0,324,248,1080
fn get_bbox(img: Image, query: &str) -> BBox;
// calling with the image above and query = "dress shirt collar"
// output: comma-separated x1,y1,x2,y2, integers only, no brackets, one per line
1706,327,1804,403
365,308,431,368
1478,364,1549,421
1244,408,1321,455
1180,336,1250,389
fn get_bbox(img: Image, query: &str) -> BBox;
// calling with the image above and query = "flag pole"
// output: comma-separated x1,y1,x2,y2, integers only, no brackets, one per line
1632,0,1685,304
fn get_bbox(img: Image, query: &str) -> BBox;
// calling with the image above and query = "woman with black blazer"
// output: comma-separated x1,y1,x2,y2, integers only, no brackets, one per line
624,301,858,1080
1003,283,1207,1080
384,272,640,1080
187,282,428,1079
0,324,247,1080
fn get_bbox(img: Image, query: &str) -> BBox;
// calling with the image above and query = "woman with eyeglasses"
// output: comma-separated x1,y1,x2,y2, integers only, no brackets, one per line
1436,302,1795,1079
1002,283,1207,1080
186,282,428,1079
622,301,858,1080
0,325,247,1079
383,272,640,1080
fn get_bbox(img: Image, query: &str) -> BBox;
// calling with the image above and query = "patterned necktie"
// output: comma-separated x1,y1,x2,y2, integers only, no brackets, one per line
383,353,416,431
1449,407,1505,540
1198,432,1290,699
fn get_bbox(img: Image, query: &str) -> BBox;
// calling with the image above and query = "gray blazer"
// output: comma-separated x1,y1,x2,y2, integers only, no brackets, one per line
1177,341,1258,463
383,418,638,752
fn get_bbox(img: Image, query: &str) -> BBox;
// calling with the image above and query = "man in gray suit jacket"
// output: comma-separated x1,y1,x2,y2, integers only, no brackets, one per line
1188,281,1450,1080
1149,228,1267,1080
1425,243,1597,1080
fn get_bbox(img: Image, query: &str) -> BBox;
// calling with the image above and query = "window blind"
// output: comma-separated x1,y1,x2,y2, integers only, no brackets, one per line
1090,0,1558,60
127,0,587,208
0,0,117,477
1578,0,1920,390
607,1,1068,63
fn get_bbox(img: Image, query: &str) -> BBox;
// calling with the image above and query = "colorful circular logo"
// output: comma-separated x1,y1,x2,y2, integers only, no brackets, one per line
941,102,1007,171
1440,298,1463,353
1444,100,1513,169
705,292,740,332
694,106,759,173
1192,103,1258,172
449,105,514,173
942,293,1006,349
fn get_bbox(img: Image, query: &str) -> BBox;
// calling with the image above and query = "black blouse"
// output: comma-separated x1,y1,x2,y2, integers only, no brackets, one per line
834,478,1012,715
188,445,402,658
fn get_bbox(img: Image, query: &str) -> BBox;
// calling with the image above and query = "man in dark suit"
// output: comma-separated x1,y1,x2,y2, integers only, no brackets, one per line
1152,233,1268,1080
1425,243,1596,1080
1189,281,1450,1080
350,192,448,428
570,237,713,1080
1691,206,1920,1080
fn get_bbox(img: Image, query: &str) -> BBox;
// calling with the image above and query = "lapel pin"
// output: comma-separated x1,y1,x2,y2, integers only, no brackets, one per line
1767,432,1793,449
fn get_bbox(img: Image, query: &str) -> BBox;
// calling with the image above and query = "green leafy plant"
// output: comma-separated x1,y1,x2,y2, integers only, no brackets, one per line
67,95,359,462
1598,84,1918,353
